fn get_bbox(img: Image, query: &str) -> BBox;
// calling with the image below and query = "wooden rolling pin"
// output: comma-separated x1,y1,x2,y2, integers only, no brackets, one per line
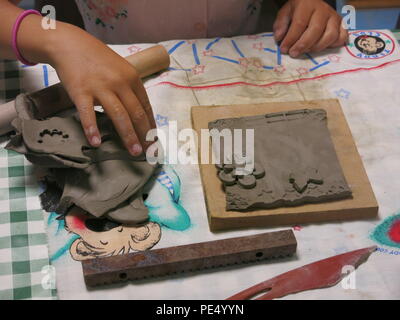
0,45,170,135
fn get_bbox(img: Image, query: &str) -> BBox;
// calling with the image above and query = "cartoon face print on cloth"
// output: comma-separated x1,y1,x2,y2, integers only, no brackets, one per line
346,31,395,59
355,36,385,55
65,206,161,261
46,165,191,263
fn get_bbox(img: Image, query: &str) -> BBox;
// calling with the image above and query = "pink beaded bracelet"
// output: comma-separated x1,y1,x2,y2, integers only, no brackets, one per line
12,10,42,66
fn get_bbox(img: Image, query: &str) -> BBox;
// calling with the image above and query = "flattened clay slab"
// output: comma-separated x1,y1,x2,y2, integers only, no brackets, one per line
191,99,378,231
209,109,352,211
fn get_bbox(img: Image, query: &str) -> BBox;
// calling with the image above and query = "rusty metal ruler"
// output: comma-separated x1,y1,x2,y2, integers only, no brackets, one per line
82,229,297,287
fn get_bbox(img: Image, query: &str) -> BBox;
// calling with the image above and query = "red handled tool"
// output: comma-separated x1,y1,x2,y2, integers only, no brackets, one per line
227,246,376,300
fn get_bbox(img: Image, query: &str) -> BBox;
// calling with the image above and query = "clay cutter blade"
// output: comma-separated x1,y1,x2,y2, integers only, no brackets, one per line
226,246,376,300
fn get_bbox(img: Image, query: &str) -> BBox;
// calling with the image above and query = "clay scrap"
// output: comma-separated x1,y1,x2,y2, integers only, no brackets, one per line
7,113,145,169
6,95,156,224
208,109,352,211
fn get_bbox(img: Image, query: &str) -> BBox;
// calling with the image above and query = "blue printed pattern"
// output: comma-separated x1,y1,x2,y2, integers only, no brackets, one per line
165,34,332,75
157,170,175,196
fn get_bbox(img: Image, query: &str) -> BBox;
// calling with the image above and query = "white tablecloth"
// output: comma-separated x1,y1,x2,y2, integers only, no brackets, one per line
19,30,400,299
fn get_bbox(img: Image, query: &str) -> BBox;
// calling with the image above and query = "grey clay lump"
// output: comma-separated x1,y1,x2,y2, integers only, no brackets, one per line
6,94,156,224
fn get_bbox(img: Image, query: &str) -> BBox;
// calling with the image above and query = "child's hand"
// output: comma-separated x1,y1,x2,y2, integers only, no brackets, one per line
48,24,156,156
273,0,348,58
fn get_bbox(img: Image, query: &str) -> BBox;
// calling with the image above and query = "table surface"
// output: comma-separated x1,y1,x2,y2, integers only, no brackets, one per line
1,30,399,300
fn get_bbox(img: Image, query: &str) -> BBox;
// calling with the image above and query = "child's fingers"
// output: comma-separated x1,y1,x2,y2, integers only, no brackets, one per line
273,2,292,42
279,6,314,54
309,16,341,52
117,86,153,150
288,11,328,57
97,92,142,156
73,95,101,147
329,25,348,48
131,77,157,130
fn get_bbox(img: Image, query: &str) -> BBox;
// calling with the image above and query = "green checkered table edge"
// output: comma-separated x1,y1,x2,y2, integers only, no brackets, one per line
0,60,21,103
0,60,57,300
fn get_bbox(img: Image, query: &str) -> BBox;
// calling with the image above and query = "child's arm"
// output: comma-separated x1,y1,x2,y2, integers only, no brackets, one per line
273,0,348,57
0,0,155,156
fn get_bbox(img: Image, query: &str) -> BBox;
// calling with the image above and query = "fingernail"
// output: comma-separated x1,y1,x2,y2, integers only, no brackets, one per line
86,126,96,136
290,50,299,58
91,136,101,146
281,46,288,54
131,144,143,156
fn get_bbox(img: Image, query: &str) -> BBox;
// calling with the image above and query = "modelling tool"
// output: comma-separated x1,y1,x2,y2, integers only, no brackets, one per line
0,45,170,135
227,245,376,300
82,230,297,287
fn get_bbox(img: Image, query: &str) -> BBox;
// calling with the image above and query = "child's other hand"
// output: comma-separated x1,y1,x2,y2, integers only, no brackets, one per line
49,24,156,156
273,0,348,58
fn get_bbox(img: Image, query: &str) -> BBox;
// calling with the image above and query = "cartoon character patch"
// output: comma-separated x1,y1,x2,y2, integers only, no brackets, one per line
346,31,395,59
66,207,161,261
47,165,191,262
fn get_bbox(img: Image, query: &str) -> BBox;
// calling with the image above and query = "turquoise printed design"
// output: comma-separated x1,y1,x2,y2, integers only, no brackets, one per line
47,212,78,262
370,213,400,249
47,212,65,235
50,234,80,262
146,166,191,231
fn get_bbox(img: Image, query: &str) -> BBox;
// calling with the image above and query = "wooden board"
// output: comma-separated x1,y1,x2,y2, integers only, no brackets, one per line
191,99,378,231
